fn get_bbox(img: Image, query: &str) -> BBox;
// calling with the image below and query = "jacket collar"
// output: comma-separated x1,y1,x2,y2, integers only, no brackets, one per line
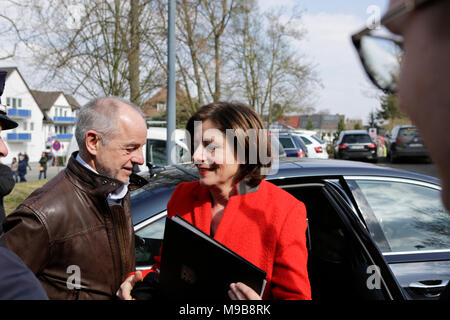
191,176,261,202
235,177,260,196
66,152,147,198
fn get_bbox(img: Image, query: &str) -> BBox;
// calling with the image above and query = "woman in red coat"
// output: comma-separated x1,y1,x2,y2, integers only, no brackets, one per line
118,102,311,300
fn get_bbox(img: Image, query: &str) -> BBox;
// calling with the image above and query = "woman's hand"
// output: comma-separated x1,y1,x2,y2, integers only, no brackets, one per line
228,282,262,300
116,271,143,300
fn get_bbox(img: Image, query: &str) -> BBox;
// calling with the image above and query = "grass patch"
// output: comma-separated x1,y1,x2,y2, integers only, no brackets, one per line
4,180,48,216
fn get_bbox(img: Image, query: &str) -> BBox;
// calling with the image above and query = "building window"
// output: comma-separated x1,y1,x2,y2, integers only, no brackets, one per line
6,97,10,106
12,98,16,108
18,98,22,108
156,103,166,111
30,122,34,131
23,122,27,131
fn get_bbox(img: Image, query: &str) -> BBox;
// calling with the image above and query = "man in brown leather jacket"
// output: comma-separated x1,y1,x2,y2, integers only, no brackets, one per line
1,97,148,299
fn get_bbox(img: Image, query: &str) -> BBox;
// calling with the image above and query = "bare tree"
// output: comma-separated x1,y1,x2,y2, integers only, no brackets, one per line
230,1,320,125
1,0,165,105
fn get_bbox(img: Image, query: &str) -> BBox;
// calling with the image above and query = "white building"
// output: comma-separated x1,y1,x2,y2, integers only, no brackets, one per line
31,90,80,159
0,67,80,164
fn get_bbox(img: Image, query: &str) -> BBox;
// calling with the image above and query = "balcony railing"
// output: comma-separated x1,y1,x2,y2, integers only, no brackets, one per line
53,116,77,123
7,108,31,118
6,133,32,142
53,134,73,141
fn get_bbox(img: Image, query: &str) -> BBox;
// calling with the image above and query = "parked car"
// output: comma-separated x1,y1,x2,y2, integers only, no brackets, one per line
293,131,329,159
388,125,430,163
131,158,450,300
335,130,378,163
277,133,308,158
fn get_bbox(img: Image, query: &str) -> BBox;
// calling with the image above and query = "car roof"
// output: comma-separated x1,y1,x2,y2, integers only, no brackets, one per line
269,158,439,184
135,158,440,195
341,130,369,135
131,158,440,224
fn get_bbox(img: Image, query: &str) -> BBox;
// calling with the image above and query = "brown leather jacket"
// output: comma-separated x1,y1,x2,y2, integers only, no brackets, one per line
0,154,147,299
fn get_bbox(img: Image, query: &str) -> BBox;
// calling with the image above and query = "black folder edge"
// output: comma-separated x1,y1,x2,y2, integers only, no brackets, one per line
163,215,267,297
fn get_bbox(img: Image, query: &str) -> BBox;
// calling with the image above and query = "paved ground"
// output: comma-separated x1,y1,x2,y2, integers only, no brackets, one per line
21,162,66,182
375,157,439,178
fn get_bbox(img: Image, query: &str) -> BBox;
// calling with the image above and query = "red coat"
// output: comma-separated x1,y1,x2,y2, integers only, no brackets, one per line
164,179,311,300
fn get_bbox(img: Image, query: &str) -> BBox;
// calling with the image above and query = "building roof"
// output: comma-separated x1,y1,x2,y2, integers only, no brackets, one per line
0,67,18,80
1,66,81,111
30,90,80,111
141,84,189,118
278,115,300,128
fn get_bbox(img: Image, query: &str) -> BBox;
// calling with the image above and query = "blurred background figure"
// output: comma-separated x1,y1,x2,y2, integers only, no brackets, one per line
10,157,18,183
17,154,27,182
38,152,47,180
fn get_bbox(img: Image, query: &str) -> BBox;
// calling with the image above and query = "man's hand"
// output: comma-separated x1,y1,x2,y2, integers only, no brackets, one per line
116,271,143,300
228,282,262,300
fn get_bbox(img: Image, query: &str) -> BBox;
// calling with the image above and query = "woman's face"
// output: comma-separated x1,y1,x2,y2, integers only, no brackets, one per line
191,119,240,190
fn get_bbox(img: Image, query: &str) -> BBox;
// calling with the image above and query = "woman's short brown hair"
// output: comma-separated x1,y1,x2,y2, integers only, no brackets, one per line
186,101,272,187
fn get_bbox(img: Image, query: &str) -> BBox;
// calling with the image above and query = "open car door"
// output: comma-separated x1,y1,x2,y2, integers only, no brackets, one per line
321,180,406,300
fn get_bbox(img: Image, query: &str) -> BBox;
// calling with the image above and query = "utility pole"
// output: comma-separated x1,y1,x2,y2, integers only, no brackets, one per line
166,0,176,165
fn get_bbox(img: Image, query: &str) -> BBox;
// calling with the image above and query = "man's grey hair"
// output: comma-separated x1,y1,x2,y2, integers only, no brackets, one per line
75,96,145,154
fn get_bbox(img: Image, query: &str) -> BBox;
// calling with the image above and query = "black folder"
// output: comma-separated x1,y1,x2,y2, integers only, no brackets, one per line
159,215,267,300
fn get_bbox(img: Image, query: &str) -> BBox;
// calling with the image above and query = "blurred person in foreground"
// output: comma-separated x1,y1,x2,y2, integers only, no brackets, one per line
1,97,148,299
117,102,311,300
352,0,450,300
0,69,48,299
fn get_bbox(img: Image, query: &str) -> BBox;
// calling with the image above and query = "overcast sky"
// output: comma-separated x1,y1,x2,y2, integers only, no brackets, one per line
259,0,390,123
1,0,390,124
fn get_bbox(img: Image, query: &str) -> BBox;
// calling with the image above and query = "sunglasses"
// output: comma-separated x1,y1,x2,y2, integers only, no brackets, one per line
351,0,443,93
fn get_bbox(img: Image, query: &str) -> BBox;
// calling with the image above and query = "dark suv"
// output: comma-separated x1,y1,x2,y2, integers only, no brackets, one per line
334,130,377,163
388,125,430,163
277,133,308,158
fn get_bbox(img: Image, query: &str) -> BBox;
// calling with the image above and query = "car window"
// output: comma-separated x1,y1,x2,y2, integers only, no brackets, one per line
279,136,295,149
135,215,167,267
147,139,167,167
271,137,286,156
300,136,312,145
349,179,450,253
398,127,418,138
342,134,372,144
147,139,189,166
311,135,324,144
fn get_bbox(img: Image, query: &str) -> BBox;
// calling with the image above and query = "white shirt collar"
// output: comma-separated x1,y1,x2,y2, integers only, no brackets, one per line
75,153,129,203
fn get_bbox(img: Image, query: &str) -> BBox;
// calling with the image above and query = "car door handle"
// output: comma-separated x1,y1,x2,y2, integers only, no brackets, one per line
409,280,449,298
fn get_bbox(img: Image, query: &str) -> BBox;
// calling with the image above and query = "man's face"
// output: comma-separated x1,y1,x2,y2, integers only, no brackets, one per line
94,108,147,184
0,124,8,158
387,0,450,209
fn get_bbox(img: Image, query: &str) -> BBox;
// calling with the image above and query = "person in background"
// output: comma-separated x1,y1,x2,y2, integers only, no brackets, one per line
23,152,31,171
10,157,18,183
0,69,48,299
38,152,47,180
17,154,27,182
118,102,311,300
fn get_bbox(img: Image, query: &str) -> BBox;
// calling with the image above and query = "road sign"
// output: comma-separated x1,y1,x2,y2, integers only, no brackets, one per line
369,128,377,137
52,140,61,151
